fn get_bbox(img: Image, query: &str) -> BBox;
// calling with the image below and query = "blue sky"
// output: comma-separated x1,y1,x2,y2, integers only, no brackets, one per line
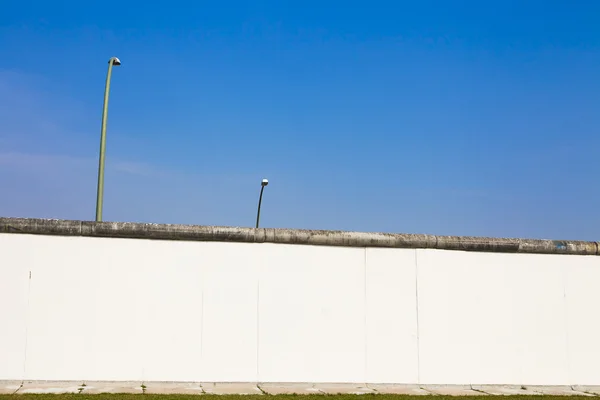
1,0,599,239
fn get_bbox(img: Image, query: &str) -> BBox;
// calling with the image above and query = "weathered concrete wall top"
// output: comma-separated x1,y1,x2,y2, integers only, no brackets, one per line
0,216,597,256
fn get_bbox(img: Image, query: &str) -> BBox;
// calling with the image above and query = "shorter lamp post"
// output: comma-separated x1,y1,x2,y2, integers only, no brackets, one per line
255,179,269,228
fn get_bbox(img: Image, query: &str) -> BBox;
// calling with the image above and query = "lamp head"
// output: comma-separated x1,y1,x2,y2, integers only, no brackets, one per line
261,179,269,187
109,57,121,66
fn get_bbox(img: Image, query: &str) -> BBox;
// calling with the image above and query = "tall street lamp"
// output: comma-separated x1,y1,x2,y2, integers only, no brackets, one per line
95,56,121,222
255,179,269,228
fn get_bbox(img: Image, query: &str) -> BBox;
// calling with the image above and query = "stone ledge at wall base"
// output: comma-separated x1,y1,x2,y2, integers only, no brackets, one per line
0,381,22,395
3,381,600,395
1,217,598,256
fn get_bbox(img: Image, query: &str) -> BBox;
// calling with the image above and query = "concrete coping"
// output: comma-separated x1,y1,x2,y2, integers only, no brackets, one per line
0,216,598,256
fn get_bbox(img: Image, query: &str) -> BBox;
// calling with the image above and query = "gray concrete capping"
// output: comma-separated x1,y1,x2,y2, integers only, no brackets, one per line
1,216,598,256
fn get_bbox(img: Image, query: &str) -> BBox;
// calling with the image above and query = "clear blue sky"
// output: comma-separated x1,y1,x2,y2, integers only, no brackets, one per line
1,0,599,239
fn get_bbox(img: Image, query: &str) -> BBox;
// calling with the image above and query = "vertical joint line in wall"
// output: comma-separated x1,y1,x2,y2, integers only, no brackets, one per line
364,248,368,384
22,270,32,381
561,264,571,385
256,279,260,383
414,250,421,386
200,289,204,369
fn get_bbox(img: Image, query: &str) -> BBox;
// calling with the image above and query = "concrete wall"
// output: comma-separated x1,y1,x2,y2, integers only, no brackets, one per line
1,226,600,385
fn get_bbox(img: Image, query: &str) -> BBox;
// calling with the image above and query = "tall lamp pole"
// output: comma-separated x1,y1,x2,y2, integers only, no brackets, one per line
255,179,269,228
95,56,121,222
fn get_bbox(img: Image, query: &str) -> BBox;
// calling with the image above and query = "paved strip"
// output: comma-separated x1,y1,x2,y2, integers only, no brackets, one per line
574,386,600,396
313,384,375,394
201,382,263,395
141,382,204,394
0,381,21,394
423,385,485,396
259,383,322,395
472,385,540,395
528,386,594,396
19,381,83,394
367,384,432,395
81,382,142,394
3,381,600,395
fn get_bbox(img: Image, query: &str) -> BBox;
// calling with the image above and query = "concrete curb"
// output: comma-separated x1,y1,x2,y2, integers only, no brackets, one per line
1,217,598,256
3,381,599,395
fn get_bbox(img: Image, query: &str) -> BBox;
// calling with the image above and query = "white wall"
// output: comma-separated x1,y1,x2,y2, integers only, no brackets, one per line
1,232,599,385
417,250,569,385
0,235,29,380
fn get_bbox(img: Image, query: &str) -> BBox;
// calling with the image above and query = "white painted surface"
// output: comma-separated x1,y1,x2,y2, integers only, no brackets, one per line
417,249,522,385
417,250,569,385
200,243,258,382
0,235,30,380
25,236,145,381
132,239,204,382
258,244,364,383
564,257,600,385
365,248,419,384
1,232,600,385
514,255,569,385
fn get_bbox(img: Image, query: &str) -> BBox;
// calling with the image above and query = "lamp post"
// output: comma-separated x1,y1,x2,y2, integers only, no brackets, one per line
255,179,269,228
95,56,121,222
